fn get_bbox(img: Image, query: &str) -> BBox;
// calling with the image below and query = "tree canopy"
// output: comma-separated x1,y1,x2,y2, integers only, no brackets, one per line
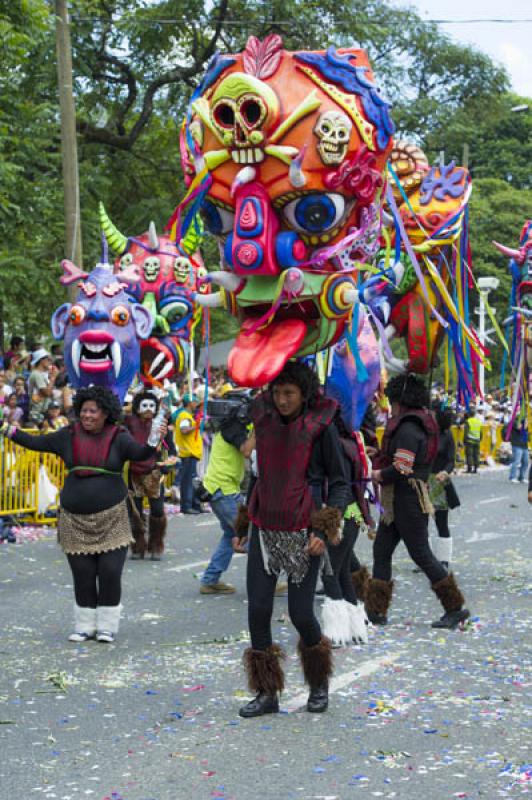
0,0,530,358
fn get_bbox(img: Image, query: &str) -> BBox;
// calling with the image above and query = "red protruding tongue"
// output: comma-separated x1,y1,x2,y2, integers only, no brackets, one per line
228,318,307,387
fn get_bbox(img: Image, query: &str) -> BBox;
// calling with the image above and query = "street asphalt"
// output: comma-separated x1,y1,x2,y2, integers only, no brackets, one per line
0,467,531,800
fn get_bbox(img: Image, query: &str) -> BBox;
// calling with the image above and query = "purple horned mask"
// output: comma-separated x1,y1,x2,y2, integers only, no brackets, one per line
51,258,153,402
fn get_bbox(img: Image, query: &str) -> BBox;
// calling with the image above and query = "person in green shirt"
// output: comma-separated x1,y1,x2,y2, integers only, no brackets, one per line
199,408,255,595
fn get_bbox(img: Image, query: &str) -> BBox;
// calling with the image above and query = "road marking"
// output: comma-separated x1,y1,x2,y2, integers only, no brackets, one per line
477,495,509,505
166,553,245,573
283,651,401,712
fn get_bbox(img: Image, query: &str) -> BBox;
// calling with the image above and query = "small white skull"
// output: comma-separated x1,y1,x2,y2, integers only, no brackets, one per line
173,257,191,284
314,111,352,165
143,256,161,282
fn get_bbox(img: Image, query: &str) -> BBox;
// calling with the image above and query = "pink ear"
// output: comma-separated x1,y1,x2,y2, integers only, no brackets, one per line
119,263,141,284
60,259,89,285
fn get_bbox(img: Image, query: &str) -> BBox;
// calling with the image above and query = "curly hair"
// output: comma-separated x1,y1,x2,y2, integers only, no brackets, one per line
385,373,430,409
269,361,321,407
73,386,123,424
435,407,455,432
132,389,159,416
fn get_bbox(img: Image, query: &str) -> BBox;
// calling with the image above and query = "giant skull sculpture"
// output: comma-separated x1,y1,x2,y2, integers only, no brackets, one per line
175,36,394,387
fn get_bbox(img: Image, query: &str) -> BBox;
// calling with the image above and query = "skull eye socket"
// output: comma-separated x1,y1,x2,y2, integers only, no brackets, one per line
119,253,133,269
240,99,262,127
282,193,347,235
111,305,130,326
69,305,86,326
213,102,235,129
201,200,235,236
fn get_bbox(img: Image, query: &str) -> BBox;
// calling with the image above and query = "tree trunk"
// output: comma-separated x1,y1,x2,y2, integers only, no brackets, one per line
55,0,83,286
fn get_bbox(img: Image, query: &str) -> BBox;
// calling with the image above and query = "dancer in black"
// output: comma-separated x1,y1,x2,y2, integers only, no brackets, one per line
367,374,470,629
4,386,166,642
320,412,371,646
125,389,176,561
428,408,460,569
234,363,349,717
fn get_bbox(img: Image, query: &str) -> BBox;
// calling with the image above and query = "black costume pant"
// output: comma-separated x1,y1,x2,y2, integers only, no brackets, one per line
465,441,480,470
67,547,128,608
132,486,165,518
434,509,450,538
247,529,321,651
373,483,447,584
323,518,359,604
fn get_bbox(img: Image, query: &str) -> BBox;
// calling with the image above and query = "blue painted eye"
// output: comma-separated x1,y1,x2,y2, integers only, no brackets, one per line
201,200,234,236
282,193,347,234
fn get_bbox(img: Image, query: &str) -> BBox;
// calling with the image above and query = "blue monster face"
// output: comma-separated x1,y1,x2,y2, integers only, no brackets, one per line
51,260,153,402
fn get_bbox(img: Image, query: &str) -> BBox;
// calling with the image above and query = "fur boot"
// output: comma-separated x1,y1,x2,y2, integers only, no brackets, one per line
298,636,334,713
433,537,452,569
243,644,285,695
321,598,352,647
431,573,470,629
297,636,334,688
351,565,370,602
148,515,167,560
365,578,394,625
346,601,369,644
96,604,122,642
68,604,97,642
130,510,147,559
431,572,464,612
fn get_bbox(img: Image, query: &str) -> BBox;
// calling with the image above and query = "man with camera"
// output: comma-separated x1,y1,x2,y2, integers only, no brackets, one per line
199,390,255,595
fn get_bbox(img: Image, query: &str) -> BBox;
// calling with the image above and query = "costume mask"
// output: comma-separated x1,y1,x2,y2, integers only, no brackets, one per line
175,35,394,387
100,203,207,385
138,398,158,415
51,257,153,403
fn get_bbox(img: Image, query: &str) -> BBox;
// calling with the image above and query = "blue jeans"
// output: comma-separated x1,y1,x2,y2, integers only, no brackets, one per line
510,445,529,481
201,490,241,585
180,457,200,511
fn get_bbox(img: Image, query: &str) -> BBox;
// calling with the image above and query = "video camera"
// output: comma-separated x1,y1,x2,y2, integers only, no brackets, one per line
205,390,252,432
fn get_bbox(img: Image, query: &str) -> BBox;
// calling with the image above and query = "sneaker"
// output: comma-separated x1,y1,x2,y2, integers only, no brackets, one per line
96,630,115,643
200,582,236,594
182,509,200,515
510,479,519,484
68,631,95,643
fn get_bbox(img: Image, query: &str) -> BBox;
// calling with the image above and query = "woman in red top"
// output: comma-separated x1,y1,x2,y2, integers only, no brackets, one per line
4,386,167,643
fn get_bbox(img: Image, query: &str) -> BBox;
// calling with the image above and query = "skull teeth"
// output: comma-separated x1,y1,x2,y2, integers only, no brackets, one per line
231,148,264,164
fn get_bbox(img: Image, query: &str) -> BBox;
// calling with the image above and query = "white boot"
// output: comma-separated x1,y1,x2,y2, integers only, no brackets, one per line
68,604,97,642
96,604,122,643
433,537,453,568
321,597,352,647
346,601,369,644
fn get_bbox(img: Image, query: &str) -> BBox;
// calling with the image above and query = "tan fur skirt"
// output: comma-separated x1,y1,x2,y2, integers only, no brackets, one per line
57,499,133,555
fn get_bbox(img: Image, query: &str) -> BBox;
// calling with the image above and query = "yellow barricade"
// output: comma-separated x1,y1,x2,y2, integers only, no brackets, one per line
0,433,64,525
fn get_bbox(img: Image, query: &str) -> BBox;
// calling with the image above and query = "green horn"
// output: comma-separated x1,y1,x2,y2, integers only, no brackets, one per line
99,201,128,255
181,214,204,256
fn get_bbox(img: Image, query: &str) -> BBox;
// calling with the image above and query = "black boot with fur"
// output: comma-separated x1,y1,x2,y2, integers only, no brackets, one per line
365,578,393,625
431,573,470,629
351,565,370,602
239,644,285,718
148,515,167,561
298,636,334,713
130,512,147,559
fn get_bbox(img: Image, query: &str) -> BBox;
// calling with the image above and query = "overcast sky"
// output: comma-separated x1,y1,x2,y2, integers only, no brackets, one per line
397,0,531,97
